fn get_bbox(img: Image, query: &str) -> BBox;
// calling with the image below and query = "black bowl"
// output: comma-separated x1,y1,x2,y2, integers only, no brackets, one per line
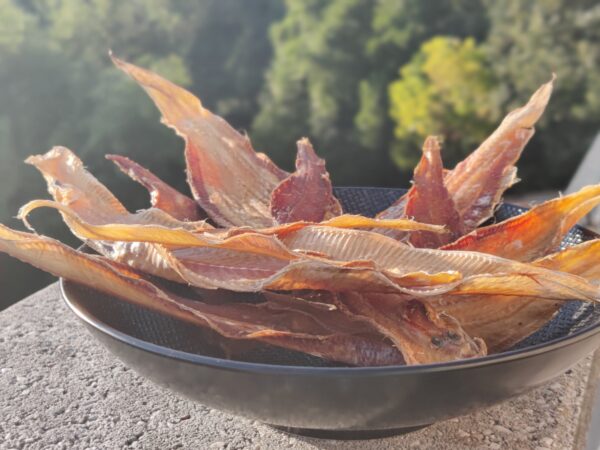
60,187,600,439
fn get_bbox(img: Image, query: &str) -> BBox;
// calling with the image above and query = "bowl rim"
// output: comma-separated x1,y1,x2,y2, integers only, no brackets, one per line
60,276,600,377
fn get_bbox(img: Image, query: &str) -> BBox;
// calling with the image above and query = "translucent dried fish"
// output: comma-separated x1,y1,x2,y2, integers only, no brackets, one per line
428,239,600,352
111,55,288,228
334,292,486,365
445,76,554,231
443,185,600,261
0,224,403,366
107,154,203,221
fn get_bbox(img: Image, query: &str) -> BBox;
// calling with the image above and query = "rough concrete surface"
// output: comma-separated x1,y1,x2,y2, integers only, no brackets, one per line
0,283,598,450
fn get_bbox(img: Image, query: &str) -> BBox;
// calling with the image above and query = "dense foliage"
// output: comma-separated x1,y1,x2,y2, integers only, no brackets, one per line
1,0,599,307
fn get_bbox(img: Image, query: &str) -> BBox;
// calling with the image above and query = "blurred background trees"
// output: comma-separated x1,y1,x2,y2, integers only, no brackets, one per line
1,0,599,307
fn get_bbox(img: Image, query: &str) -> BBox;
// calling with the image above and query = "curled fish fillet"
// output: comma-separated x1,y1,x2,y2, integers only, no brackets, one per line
376,77,554,235
429,238,600,352
0,224,403,366
107,154,203,221
25,147,210,280
24,198,600,301
445,76,555,231
111,54,288,228
26,147,207,230
443,184,600,261
333,292,486,365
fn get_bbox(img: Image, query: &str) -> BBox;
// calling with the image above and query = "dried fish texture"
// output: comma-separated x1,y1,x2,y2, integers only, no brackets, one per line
281,226,600,300
25,147,208,231
111,55,288,228
107,154,203,221
445,76,555,231
404,137,463,248
443,185,600,261
19,196,600,300
0,224,403,366
334,292,486,364
375,78,553,234
25,147,210,280
270,138,342,224
429,239,600,352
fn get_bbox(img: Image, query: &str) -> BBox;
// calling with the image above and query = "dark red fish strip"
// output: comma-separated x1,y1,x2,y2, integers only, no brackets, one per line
404,137,463,248
107,154,203,221
270,138,342,224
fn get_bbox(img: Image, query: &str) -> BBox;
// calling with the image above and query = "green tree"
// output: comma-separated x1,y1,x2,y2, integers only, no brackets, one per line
484,0,600,189
388,37,499,170
0,0,283,308
186,0,284,129
252,0,488,185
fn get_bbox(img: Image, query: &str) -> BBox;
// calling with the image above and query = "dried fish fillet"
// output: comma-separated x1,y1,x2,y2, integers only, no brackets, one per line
376,78,554,234
334,292,486,364
19,200,445,256
26,147,205,230
270,138,342,224
0,224,403,366
443,185,600,261
19,197,600,300
429,239,600,352
25,147,210,280
111,55,288,228
404,137,463,248
107,154,203,221
281,227,600,300
445,77,555,231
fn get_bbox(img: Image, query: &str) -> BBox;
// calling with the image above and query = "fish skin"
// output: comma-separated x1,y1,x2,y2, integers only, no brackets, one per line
375,78,554,236
333,292,486,365
404,136,464,248
280,226,600,301
428,238,600,353
0,223,404,367
270,138,342,224
25,147,210,281
111,55,287,228
442,184,600,261
107,154,203,221
20,197,600,301
445,76,555,231
25,147,209,231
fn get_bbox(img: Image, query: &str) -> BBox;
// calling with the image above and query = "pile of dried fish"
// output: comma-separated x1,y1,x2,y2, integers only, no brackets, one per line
2,57,600,366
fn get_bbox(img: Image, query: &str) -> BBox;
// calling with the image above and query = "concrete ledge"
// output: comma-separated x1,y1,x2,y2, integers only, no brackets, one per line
1,283,599,449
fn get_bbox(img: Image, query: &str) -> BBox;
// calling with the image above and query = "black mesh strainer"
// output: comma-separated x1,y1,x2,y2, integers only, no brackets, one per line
61,186,600,438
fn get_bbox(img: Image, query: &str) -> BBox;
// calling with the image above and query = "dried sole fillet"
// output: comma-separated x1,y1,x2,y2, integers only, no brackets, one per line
0,224,403,366
429,239,600,352
444,76,555,231
443,184,600,261
112,55,288,228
